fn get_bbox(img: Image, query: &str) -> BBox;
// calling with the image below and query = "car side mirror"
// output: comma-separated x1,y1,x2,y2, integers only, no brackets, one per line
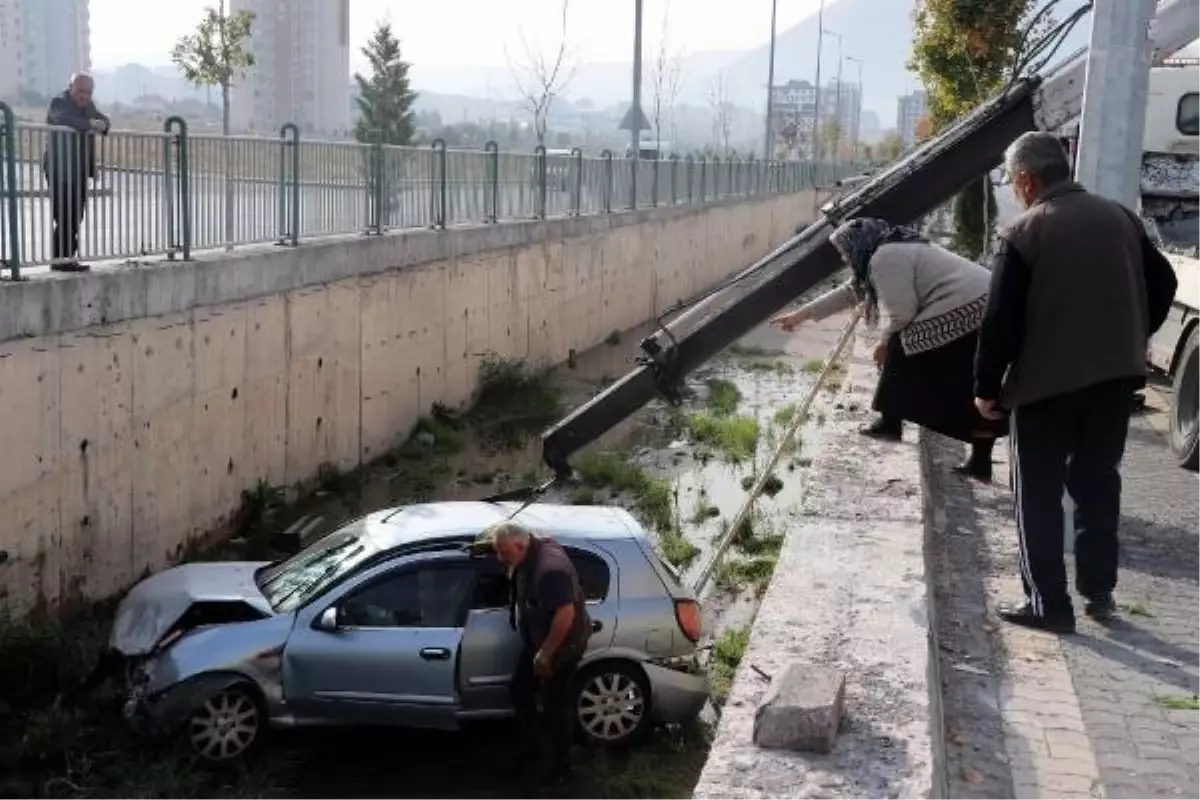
314,606,340,632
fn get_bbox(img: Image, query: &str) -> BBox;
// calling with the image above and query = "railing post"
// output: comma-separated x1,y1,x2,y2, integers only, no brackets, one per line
713,156,721,199
685,155,694,205
484,140,499,223
0,102,20,279
670,155,678,205
699,156,707,202
277,123,300,246
533,145,547,219
570,146,583,216
430,138,447,230
162,115,191,262
365,129,384,235
650,154,659,208
601,149,613,213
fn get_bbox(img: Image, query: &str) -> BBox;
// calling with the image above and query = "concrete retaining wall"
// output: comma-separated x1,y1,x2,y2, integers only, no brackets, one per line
0,190,818,614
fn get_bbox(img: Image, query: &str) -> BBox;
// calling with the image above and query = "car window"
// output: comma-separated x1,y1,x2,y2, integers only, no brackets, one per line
471,561,510,610
340,563,474,628
1177,93,1199,136
257,517,379,613
565,547,610,602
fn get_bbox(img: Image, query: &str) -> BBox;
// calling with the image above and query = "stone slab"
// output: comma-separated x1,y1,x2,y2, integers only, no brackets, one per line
753,664,847,754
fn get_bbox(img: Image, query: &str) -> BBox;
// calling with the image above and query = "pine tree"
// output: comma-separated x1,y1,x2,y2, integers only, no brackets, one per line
354,23,417,146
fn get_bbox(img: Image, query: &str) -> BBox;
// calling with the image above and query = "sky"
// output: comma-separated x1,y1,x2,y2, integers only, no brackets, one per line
89,0,828,72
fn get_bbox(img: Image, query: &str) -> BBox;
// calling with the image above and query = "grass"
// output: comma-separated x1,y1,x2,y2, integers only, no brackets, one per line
741,474,784,497
685,413,760,462
704,378,741,416
710,626,751,706
727,343,773,357
773,403,797,426
747,360,793,375
659,529,701,570
715,555,780,598
1153,694,1199,710
573,452,675,534
802,357,825,374
690,504,721,524
467,356,562,451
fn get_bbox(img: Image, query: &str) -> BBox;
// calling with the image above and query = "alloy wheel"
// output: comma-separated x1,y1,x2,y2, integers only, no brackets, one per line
188,688,261,762
576,670,646,742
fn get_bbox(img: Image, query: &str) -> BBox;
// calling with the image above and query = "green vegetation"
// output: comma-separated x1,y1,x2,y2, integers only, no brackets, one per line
686,414,760,462
1154,694,1199,711
659,529,701,570
605,329,622,346
468,356,562,451
727,343,773,357
748,360,793,375
710,626,751,706
690,504,721,524
353,21,418,146
802,358,824,374
705,378,742,416
1120,601,1154,618
570,487,597,505
573,452,674,534
773,403,797,426
716,555,780,598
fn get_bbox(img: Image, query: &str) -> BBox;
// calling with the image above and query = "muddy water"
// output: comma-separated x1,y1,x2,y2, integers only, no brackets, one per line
233,280,854,798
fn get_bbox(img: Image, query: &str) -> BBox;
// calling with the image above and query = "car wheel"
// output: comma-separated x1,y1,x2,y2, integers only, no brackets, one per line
573,661,652,747
186,684,264,763
1170,327,1199,471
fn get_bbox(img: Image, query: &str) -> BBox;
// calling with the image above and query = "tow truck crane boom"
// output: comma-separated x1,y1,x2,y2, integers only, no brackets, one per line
539,0,1199,479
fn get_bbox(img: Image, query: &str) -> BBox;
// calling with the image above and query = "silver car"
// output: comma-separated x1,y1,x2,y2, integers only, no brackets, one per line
110,502,709,763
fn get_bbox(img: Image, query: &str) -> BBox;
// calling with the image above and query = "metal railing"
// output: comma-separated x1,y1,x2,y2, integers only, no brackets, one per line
0,104,864,279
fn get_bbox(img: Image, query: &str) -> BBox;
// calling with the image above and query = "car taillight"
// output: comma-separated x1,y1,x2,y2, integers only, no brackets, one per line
675,599,702,643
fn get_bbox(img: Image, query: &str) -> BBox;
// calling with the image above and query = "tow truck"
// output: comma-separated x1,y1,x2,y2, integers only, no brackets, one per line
534,0,1199,480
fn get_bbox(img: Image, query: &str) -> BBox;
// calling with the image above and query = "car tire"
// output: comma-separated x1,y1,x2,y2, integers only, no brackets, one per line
572,661,652,747
1170,326,1199,471
184,683,266,764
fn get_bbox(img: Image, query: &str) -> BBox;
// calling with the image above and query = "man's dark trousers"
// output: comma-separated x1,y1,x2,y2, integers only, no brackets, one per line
1009,377,1139,617
510,641,580,772
44,164,88,262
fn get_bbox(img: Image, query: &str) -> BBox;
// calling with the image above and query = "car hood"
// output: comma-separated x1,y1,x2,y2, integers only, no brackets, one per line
110,561,273,656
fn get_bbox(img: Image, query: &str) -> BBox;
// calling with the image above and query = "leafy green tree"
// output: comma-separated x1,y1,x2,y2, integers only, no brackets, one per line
171,0,255,137
354,22,417,146
172,0,255,249
909,0,1046,259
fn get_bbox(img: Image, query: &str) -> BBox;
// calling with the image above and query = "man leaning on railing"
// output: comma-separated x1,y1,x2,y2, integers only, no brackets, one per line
42,71,110,272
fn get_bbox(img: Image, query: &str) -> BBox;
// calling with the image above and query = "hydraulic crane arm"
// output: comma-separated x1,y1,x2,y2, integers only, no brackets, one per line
539,0,1198,479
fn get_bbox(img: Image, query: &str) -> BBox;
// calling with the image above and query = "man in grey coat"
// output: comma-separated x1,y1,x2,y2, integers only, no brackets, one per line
43,72,110,271
974,132,1178,633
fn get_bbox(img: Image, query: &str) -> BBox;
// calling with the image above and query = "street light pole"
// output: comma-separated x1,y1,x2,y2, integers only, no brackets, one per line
846,55,863,158
812,0,825,164
823,28,842,166
764,0,778,159
631,0,643,206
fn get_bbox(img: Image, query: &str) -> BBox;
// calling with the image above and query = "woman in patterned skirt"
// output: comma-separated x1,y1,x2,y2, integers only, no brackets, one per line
770,217,1007,481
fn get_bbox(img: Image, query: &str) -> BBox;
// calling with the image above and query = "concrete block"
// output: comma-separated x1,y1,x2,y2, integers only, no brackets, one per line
752,663,846,754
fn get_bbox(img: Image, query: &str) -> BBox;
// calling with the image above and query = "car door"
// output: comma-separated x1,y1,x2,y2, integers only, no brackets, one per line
457,558,524,713
282,554,475,730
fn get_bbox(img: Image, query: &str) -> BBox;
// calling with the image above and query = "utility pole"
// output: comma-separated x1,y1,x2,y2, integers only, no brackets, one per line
631,0,644,207
812,0,825,164
764,0,778,159
1074,0,1156,210
846,55,863,157
823,28,842,166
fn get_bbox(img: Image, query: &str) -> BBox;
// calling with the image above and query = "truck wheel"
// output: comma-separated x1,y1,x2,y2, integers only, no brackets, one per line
1170,326,1199,471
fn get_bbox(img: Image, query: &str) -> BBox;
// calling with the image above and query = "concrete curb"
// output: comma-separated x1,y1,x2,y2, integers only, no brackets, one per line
918,428,950,800
693,335,937,799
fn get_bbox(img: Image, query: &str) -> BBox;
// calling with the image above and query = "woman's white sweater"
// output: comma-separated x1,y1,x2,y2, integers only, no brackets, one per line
796,241,991,354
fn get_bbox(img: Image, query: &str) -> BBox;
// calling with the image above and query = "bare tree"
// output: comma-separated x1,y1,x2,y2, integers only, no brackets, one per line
707,74,733,156
649,0,685,152
505,0,577,146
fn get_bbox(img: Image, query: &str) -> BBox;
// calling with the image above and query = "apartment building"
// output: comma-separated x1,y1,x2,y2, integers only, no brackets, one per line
769,78,863,159
897,89,928,146
0,0,91,102
229,0,351,136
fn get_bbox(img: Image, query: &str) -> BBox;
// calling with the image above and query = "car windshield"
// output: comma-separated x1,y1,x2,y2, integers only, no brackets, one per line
256,518,379,613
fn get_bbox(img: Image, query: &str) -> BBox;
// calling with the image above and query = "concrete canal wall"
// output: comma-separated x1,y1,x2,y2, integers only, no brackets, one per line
0,189,819,614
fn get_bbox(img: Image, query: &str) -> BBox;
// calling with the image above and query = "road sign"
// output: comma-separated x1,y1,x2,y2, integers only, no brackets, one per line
619,104,651,131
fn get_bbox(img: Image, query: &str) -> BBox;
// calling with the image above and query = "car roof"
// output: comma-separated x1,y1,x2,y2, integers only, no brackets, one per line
364,501,644,551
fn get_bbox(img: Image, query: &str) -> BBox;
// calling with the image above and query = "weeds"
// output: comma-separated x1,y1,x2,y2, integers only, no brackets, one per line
686,414,759,462
1153,694,1199,710
705,378,742,417
468,356,562,451
574,452,674,533
802,358,824,374
710,626,751,706
570,488,597,505
659,529,701,570
716,555,780,597
773,403,797,426
690,504,721,524
728,343,773,357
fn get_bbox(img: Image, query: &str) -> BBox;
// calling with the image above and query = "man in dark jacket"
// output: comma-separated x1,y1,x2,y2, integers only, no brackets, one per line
43,72,110,271
489,521,591,785
974,131,1178,633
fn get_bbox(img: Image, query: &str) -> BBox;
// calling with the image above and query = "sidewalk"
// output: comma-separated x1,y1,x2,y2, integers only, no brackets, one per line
923,392,1199,799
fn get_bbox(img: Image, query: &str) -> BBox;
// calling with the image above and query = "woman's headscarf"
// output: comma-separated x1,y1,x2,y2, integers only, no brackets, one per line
828,217,927,325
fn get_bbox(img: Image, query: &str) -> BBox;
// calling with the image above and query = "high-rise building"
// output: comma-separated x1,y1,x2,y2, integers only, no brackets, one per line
0,0,91,102
229,0,351,136
769,78,862,159
897,89,928,146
